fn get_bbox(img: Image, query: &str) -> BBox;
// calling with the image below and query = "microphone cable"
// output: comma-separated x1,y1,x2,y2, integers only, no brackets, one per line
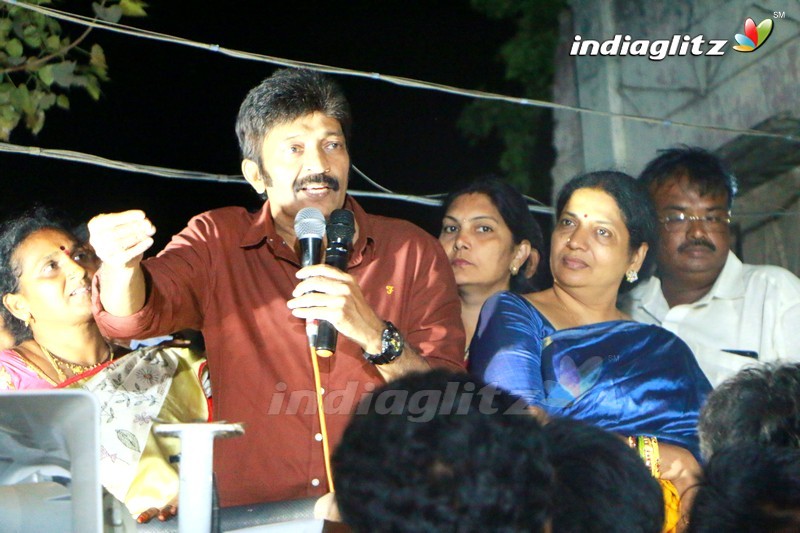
308,343,335,492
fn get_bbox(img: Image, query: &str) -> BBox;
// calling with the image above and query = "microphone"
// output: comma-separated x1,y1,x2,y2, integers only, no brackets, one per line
294,208,326,347
314,209,355,357
294,207,326,268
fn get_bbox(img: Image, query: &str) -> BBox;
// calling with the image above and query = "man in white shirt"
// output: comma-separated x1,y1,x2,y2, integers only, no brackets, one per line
620,147,800,387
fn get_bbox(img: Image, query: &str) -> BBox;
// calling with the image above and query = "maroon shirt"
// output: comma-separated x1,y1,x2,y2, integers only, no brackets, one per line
93,196,465,506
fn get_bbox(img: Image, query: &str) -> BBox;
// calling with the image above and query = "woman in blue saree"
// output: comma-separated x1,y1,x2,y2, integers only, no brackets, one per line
469,171,712,531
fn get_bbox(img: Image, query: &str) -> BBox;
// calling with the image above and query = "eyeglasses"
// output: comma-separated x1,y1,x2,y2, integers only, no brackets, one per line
659,213,731,233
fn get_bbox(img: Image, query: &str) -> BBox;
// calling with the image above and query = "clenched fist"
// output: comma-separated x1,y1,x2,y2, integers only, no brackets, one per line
88,210,156,268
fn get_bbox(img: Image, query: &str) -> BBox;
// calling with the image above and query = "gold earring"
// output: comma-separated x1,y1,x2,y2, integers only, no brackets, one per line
23,314,31,328
625,270,638,283
510,265,519,275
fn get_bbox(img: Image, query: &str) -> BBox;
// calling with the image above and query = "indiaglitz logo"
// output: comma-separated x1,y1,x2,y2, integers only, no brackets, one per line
569,34,727,61
732,18,774,52
570,16,777,60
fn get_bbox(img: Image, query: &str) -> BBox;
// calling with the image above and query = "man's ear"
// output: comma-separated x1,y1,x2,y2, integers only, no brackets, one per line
242,159,266,194
2,292,28,323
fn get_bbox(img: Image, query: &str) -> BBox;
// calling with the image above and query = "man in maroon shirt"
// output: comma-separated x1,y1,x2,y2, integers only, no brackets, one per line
88,69,466,507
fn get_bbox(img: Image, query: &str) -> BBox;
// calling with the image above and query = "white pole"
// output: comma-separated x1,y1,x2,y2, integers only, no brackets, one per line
154,422,245,533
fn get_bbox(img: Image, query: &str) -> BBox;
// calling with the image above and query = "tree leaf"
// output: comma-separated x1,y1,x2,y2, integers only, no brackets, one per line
0,109,21,141
37,91,56,110
5,38,23,58
85,75,101,100
56,94,69,109
90,43,107,70
51,60,77,87
11,84,32,114
44,34,61,52
38,64,54,86
28,109,46,135
92,3,123,24
120,0,149,17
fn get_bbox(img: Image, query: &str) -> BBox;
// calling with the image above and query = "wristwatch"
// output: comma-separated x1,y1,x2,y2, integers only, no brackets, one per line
363,321,404,365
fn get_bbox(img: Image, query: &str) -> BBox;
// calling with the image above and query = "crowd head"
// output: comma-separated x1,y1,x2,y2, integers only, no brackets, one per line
553,170,658,291
688,444,800,533
637,147,735,282
237,68,354,225
699,363,800,459
0,207,94,345
638,146,737,209
440,177,545,294
544,418,664,533
334,369,668,532
333,369,553,532
235,68,352,170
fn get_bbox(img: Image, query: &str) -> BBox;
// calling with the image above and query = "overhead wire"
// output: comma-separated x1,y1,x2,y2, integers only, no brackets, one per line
0,0,798,219
3,0,799,144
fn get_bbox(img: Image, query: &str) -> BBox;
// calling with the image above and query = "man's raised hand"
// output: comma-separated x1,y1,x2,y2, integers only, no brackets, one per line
88,210,156,268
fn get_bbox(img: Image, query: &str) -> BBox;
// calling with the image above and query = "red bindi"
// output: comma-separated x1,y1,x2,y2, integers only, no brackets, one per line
583,214,588,218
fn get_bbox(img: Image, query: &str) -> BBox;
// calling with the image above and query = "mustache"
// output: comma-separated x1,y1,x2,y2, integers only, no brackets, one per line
294,174,340,193
678,238,716,253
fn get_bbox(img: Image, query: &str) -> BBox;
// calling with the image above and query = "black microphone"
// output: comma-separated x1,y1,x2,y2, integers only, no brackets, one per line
294,208,326,347
315,209,355,357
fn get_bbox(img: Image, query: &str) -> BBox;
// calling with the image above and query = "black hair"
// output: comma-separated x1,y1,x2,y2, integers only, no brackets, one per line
698,363,800,460
235,68,352,171
0,206,76,344
555,170,659,286
441,177,546,293
544,417,664,533
333,369,553,532
688,445,800,533
638,146,737,209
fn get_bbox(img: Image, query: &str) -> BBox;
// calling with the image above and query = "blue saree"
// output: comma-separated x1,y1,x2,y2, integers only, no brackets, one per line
469,291,711,458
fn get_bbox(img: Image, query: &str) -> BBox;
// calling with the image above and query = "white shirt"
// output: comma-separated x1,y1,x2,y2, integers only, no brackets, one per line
620,251,800,387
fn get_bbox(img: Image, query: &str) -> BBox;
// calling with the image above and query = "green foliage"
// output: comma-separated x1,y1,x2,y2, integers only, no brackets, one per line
459,0,565,198
0,0,148,140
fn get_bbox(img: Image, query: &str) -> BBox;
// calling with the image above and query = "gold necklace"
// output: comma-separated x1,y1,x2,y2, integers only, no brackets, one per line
37,341,114,382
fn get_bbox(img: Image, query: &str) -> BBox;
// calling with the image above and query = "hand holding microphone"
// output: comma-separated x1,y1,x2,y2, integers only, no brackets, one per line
289,209,385,358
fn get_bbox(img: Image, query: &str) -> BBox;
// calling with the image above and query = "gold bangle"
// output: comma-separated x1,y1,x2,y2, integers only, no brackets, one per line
637,435,661,478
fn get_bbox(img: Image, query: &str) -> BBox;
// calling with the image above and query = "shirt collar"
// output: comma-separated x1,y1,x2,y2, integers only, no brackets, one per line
703,250,744,300
241,201,274,249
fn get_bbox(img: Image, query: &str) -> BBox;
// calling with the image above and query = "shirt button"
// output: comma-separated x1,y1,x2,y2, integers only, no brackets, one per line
320,387,325,395
311,478,320,487
314,433,323,442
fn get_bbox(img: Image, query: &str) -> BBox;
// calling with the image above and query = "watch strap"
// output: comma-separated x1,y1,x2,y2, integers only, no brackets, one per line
363,321,404,365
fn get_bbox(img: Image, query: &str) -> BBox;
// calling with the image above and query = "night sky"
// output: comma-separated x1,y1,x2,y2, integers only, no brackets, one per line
1,1,542,251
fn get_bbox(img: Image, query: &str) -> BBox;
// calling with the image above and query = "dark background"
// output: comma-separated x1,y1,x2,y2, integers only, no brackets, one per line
2,1,560,252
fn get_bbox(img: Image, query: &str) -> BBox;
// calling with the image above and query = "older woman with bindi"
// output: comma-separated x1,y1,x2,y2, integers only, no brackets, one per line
0,207,209,523
438,178,545,348
468,171,713,532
